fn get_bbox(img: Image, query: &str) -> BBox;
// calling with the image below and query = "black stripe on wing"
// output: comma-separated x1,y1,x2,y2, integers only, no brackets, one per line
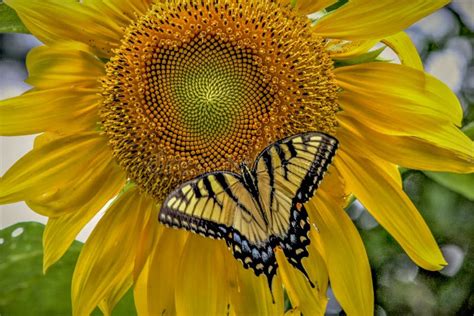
292,133,338,204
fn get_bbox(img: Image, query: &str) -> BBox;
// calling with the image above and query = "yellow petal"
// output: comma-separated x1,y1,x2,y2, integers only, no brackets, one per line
226,248,284,316
4,0,123,57
339,115,474,173
136,227,189,316
33,132,62,149
0,88,100,136
42,160,126,271
314,0,449,40
294,0,337,15
26,148,118,217
305,232,329,297
285,308,302,316
72,186,155,316
327,39,378,59
175,235,229,316
133,204,162,282
99,275,132,316
307,192,374,315
279,0,337,15
335,62,463,125
25,43,104,89
334,148,447,270
0,133,108,204
382,32,423,70
83,0,153,27
318,163,347,206
275,244,328,316
134,258,151,316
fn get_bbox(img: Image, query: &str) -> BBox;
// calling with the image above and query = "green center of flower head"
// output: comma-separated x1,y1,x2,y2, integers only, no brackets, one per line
157,35,266,140
100,0,339,201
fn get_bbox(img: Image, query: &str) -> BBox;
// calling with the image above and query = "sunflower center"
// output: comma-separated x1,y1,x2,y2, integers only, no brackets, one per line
101,0,339,201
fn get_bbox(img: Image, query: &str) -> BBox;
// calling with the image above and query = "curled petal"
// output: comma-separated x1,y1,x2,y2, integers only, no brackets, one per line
382,32,423,70
339,116,474,173
335,62,463,125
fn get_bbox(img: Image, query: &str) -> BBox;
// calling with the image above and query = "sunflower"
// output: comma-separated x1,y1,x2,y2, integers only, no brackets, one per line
1,0,473,315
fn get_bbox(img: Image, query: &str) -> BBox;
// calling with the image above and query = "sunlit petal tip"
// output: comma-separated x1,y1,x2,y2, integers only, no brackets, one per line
382,32,423,70
335,149,447,271
307,194,374,315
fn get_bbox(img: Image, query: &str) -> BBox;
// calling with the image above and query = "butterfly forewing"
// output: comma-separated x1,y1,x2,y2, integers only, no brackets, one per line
160,172,266,240
254,132,338,281
255,132,338,231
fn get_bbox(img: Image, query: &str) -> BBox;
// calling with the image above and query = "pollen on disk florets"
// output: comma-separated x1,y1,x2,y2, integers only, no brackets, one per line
100,0,339,201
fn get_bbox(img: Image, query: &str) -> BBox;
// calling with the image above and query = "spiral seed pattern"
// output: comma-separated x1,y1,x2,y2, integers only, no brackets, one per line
101,0,339,201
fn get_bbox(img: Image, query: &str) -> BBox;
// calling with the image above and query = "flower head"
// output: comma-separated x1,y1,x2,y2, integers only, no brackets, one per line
1,0,472,315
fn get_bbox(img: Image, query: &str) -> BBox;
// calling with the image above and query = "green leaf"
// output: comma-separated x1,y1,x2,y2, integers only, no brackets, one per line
423,172,474,201
462,121,474,140
0,222,136,315
0,3,29,34
325,0,348,12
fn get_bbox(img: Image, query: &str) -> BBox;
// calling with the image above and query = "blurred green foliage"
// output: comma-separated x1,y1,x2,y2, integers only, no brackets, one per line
355,172,474,315
0,3,28,34
0,222,135,316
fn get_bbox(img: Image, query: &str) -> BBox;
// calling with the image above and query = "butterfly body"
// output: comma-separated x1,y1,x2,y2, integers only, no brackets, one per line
159,132,338,289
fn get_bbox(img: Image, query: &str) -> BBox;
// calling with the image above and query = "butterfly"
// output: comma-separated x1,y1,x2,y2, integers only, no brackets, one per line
159,132,338,289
